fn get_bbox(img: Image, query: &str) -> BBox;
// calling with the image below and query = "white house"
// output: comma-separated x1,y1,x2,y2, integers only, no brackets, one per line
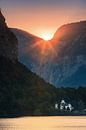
55,99,74,111
65,103,73,111
60,100,66,110
55,103,58,110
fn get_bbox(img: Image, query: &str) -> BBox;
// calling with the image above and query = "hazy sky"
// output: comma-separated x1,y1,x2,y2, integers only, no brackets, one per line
0,0,86,38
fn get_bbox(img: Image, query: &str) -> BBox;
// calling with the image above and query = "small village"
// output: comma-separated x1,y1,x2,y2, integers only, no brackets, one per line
55,100,74,112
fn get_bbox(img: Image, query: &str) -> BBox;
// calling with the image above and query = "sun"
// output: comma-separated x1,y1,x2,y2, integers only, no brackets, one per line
40,33,53,41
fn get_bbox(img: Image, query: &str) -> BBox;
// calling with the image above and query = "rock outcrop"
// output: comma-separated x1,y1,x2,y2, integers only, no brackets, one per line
0,10,18,62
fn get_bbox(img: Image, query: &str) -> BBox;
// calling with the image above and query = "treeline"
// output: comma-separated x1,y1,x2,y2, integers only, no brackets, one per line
56,87,86,111
0,56,86,117
0,56,56,117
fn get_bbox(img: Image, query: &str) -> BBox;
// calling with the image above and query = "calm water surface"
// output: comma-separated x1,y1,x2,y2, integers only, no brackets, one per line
0,116,86,130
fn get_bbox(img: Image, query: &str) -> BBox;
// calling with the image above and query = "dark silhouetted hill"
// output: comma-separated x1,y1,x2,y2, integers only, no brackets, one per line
0,10,18,61
0,56,56,116
0,10,56,117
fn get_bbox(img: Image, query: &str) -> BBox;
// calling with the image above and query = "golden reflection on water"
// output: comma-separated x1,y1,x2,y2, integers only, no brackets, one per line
0,116,86,130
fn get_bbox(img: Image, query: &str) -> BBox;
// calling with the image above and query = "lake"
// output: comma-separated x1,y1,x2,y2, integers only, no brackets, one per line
0,116,86,130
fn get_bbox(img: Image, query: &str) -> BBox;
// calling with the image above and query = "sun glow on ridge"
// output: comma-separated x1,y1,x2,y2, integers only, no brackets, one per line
40,32,53,41
26,30,57,64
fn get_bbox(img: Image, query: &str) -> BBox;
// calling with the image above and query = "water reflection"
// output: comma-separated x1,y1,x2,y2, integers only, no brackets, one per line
0,116,86,130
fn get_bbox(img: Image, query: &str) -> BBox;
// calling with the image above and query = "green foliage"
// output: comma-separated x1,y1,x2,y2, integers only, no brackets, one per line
56,87,86,111
0,56,57,117
0,56,86,117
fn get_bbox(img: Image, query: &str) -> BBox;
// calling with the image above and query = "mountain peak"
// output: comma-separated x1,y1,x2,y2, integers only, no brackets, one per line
53,21,86,41
0,9,7,28
0,9,18,62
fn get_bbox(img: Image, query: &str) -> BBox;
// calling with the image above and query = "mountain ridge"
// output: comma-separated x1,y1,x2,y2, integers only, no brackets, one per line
0,10,18,62
12,21,86,87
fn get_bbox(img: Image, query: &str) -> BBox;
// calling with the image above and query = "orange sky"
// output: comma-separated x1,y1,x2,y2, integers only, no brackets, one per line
1,0,86,38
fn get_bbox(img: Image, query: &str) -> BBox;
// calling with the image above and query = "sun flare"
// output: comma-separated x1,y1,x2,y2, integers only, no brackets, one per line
40,33,53,41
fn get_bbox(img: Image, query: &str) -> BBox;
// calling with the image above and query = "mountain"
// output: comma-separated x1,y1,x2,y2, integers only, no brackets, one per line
0,56,56,116
51,21,86,86
0,10,86,116
53,21,86,58
0,10,56,117
0,10,18,62
12,21,86,87
11,28,44,68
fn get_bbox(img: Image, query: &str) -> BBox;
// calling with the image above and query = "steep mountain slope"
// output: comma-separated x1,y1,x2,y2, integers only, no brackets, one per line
12,21,86,87
11,28,43,69
61,65,86,86
52,21,86,86
53,21,86,58
0,10,18,61
0,56,56,116
0,10,56,116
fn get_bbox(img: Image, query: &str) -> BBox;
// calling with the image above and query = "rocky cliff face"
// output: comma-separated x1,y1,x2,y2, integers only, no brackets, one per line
12,21,86,87
0,10,18,62
11,28,43,66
